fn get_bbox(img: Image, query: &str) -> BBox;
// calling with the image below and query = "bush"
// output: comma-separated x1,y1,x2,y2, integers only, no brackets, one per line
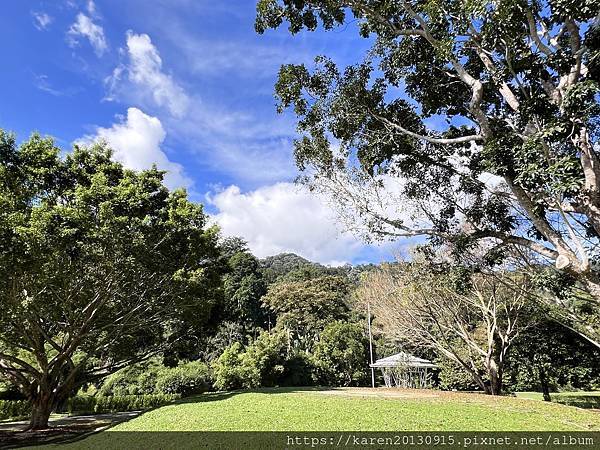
0,400,31,420
155,361,211,396
212,342,259,390
242,331,289,387
312,321,369,387
99,360,212,397
279,352,314,386
212,331,311,390
67,394,179,415
436,358,482,391
98,359,163,396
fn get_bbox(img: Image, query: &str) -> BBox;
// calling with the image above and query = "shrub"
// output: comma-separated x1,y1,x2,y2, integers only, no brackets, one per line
436,358,482,391
212,342,258,390
98,359,162,396
312,321,369,387
213,332,316,390
67,394,179,415
99,359,212,397
155,361,211,396
242,331,289,387
279,352,314,386
0,400,31,420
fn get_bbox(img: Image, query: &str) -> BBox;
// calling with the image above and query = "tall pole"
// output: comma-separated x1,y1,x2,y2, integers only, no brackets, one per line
367,303,375,388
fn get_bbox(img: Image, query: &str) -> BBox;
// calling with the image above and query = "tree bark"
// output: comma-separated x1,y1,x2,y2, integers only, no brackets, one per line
486,358,503,395
28,398,53,430
539,368,552,402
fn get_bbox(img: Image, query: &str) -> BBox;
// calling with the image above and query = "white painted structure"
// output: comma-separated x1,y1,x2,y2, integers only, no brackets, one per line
370,352,436,388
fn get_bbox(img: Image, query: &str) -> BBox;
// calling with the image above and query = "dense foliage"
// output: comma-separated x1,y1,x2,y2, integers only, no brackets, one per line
99,360,211,397
0,131,223,428
312,321,370,386
256,0,600,344
67,394,179,415
262,274,352,351
0,400,31,421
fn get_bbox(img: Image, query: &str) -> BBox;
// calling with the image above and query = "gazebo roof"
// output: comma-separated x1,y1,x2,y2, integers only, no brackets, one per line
370,352,437,369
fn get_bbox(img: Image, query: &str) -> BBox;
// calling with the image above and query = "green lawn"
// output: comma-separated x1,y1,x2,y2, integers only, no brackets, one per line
105,389,598,432
53,387,600,449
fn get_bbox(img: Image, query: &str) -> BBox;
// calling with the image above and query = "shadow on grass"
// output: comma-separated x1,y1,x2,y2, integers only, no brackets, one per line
176,386,336,405
0,388,351,448
553,395,600,409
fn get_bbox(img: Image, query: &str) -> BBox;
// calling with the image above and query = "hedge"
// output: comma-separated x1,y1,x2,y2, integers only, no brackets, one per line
99,360,211,397
67,393,180,415
0,400,31,421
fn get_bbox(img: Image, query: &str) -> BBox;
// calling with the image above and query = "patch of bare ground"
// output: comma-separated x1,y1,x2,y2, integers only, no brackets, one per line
0,412,140,448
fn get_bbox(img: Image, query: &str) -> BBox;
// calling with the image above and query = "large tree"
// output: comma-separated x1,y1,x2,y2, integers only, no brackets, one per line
256,1,600,310
0,132,223,429
356,263,528,394
262,275,351,351
222,251,268,331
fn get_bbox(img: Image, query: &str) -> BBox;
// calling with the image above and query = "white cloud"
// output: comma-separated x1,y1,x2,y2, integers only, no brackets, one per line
209,183,367,265
106,32,190,117
32,11,53,30
68,12,107,57
170,102,297,184
86,0,97,16
34,74,62,96
180,39,312,79
77,107,192,189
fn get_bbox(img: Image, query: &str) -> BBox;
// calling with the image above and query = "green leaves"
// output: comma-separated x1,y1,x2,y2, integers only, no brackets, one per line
255,0,346,34
0,131,224,406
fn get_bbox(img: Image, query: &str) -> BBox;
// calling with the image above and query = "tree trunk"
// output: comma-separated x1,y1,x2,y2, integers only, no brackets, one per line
486,358,502,395
539,368,551,402
29,400,52,430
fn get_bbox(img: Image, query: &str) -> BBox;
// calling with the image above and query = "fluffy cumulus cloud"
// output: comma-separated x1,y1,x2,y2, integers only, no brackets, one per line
67,12,107,56
209,183,367,265
106,32,190,117
77,107,192,189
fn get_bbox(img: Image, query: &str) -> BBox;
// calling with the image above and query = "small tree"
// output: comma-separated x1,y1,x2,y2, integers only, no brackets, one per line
357,263,527,394
313,321,369,387
505,312,600,400
0,132,223,429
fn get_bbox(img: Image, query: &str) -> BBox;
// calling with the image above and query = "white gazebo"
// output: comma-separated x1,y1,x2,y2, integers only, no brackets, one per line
370,352,436,388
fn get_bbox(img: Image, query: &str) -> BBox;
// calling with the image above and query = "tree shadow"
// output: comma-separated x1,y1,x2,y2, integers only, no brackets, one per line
175,386,339,405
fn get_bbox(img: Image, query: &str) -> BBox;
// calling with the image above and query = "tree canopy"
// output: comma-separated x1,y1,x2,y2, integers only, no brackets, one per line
262,274,351,351
0,132,223,428
256,0,600,313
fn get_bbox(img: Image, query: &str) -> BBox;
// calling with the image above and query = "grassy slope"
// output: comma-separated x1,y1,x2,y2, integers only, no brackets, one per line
107,388,599,432
56,388,599,449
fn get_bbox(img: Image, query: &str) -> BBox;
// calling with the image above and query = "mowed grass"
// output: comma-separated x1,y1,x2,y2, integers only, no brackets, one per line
53,388,600,449
98,387,598,432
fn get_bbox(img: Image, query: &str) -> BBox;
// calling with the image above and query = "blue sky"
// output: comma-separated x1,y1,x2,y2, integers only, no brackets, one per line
1,0,399,265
